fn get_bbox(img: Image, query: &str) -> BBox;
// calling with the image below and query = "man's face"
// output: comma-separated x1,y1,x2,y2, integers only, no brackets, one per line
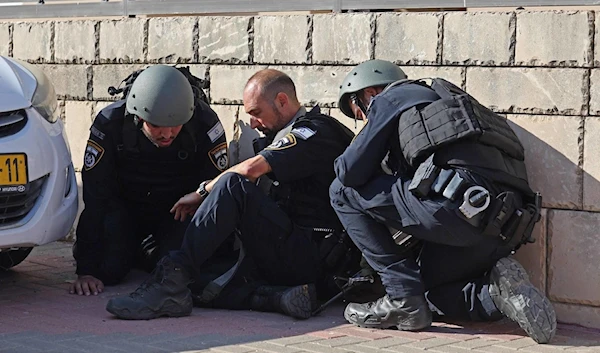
141,120,183,148
243,86,288,135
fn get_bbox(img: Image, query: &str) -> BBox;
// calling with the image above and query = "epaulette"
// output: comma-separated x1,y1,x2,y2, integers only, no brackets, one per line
95,100,127,126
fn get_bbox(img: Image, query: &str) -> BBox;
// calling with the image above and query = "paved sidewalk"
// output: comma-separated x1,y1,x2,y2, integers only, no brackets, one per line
0,242,599,353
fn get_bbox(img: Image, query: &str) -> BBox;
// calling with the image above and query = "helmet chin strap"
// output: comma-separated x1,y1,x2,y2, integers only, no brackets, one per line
350,93,368,129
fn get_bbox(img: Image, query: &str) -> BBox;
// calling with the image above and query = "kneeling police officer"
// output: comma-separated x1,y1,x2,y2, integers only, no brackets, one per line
71,65,228,296
329,60,557,343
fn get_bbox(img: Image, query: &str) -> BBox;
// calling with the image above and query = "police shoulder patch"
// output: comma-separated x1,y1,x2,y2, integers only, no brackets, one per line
84,140,105,171
209,142,229,171
291,126,316,140
265,133,297,151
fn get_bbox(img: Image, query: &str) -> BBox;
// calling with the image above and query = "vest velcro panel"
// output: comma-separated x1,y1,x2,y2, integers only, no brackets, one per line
398,78,525,167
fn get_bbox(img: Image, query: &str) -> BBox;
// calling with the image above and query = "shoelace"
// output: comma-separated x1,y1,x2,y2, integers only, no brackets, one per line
129,263,167,298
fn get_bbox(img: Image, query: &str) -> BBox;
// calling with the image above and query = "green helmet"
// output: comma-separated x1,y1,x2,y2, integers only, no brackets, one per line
126,65,194,126
338,59,407,118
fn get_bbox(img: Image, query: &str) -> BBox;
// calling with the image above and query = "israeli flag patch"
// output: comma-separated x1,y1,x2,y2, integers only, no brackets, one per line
207,122,225,143
291,127,316,140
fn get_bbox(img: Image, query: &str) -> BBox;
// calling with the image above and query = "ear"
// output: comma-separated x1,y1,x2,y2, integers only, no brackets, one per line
275,92,288,108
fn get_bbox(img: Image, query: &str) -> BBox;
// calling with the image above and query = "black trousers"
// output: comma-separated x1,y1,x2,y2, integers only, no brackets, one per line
329,174,511,321
84,207,189,285
169,173,321,308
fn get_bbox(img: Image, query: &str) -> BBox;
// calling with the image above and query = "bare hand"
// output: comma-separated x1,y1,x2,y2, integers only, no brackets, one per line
171,192,203,221
69,275,104,296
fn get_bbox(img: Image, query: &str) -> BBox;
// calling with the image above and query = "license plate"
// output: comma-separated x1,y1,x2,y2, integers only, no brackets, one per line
0,153,28,186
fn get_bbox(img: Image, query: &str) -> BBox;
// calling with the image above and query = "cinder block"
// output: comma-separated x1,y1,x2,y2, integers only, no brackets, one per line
401,66,463,87
0,23,9,56
467,67,585,115
313,14,370,64
583,117,600,210
198,16,250,63
508,115,581,209
99,19,144,63
375,13,439,64
516,11,592,67
548,209,600,306
36,64,89,100
13,22,52,62
514,209,547,293
443,12,512,65
587,69,600,115
92,64,147,100
273,65,353,107
147,17,195,63
54,20,96,64
254,15,308,64
65,101,94,171
209,65,266,104
554,302,600,330
595,12,600,67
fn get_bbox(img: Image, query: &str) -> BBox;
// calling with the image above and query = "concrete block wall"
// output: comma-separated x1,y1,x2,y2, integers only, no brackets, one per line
2,10,600,329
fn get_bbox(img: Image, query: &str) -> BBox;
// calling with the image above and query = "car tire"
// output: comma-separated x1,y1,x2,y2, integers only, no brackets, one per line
0,247,33,271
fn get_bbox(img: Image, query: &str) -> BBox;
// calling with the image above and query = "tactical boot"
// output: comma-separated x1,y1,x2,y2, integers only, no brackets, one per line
489,257,557,344
344,294,432,331
106,257,193,320
250,284,317,319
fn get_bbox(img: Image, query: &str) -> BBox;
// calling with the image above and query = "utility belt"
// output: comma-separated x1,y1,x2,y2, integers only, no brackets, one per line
408,155,542,250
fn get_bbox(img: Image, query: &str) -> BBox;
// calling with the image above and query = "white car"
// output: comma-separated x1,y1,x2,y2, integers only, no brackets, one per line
0,56,78,270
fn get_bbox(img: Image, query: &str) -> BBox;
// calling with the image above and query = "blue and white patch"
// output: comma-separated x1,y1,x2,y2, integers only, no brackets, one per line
291,126,316,140
84,140,105,171
207,122,225,143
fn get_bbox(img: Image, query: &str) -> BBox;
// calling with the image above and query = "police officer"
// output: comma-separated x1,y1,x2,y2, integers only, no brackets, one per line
104,69,355,320
329,60,557,343
70,65,228,296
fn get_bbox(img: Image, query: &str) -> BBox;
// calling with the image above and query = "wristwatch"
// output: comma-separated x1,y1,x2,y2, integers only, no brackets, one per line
195,180,210,198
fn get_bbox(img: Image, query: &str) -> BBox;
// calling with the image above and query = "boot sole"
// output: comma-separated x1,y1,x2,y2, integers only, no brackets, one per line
106,295,193,320
344,304,432,331
490,257,557,344
280,284,316,320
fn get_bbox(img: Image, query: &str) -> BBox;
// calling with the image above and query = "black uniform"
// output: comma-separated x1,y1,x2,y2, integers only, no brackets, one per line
75,100,228,285
168,106,354,308
330,83,528,321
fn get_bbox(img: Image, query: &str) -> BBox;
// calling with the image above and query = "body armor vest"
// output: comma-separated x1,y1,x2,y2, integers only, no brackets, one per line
395,78,525,168
116,113,206,212
393,78,531,194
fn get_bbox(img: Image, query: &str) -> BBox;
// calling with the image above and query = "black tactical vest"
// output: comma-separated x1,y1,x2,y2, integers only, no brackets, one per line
113,110,208,213
395,78,532,194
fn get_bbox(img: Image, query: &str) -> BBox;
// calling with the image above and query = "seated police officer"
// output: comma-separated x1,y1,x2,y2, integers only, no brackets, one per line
70,65,228,296
329,60,557,343
104,69,355,320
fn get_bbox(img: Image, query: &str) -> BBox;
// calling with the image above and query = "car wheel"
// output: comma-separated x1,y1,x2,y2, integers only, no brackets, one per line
0,247,33,271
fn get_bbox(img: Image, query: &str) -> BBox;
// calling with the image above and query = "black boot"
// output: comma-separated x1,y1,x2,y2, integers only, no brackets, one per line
250,284,317,319
106,257,193,320
344,294,432,331
489,257,556,344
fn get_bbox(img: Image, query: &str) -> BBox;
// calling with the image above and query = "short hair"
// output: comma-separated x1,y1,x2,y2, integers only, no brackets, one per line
246,69,298,103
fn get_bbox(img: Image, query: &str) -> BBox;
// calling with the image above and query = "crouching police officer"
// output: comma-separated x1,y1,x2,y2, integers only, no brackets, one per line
70,65,228,296
329,60,557,343
104,69,355,320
